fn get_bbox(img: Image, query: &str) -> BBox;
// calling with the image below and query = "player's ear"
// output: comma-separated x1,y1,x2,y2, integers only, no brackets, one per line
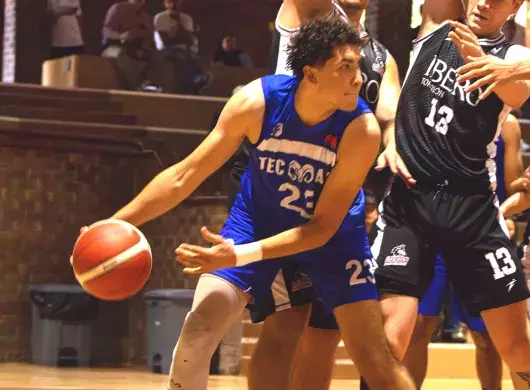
303,65,318,84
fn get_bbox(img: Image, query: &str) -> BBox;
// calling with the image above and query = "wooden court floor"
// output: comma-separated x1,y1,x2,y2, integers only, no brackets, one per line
0,363,515,390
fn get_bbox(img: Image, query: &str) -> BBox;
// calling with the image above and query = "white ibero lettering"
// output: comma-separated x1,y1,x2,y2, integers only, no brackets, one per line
259,157,327,185
423,56,483,106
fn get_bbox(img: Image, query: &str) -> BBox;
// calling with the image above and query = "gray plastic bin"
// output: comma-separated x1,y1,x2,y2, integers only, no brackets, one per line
29,284,98,367
144,289,195,374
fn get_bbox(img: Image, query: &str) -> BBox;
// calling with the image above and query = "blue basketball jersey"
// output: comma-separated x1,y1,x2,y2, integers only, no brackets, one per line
232,75,372,238
494,135,507,203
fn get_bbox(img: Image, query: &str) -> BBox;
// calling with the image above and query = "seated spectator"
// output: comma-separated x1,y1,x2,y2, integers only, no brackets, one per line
154,0,211,94
47,0,84,59
101,0,169,91
212,34,253,68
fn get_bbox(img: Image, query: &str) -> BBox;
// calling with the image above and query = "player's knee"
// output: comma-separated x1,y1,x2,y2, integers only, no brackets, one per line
174,310,223,360
471,331,496,352
412,316,436,344
493,332,530,369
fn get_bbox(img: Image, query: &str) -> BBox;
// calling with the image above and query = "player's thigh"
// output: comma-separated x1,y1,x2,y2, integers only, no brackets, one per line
412,314,439,344
300,227,378,317
372,223,435,299
443,224,529,317
299,307,341,362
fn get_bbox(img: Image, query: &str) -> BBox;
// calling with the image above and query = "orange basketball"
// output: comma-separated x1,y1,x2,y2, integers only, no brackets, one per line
72,219,152,301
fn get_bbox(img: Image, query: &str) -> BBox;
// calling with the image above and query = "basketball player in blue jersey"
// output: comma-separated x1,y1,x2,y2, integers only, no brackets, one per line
240,2,402,389
371,0,530,388
403,113,525,390
501,179,530,320
92,17,414,390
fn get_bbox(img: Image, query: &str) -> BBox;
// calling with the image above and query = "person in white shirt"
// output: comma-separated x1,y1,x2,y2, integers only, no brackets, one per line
47,0,84,59
153,0,196,51
153,0,212,94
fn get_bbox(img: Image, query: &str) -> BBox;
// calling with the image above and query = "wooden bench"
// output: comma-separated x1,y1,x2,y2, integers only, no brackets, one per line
41,55,267,97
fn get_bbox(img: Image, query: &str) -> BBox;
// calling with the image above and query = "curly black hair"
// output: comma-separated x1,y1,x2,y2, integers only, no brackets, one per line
286,15,368,79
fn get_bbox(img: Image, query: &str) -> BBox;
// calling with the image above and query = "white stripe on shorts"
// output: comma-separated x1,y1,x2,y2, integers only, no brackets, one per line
271,269,292,311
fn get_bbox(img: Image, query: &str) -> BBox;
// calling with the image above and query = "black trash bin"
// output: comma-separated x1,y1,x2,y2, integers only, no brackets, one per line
144,289,195,374
29,284,98,367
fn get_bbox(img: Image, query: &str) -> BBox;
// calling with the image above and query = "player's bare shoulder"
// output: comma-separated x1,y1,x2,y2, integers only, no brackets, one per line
418,0,466,39
222,79,266,143
340,112,381,157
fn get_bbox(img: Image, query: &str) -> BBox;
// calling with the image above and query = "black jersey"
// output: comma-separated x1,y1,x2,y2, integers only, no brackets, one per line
267,2,388,112
359,33,387,112
396,23,514,187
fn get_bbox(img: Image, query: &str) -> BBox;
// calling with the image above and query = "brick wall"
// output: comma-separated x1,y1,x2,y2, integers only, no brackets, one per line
0,136,228,364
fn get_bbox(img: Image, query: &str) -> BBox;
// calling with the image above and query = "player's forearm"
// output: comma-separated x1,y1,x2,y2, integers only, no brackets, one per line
493,81,530,109
500,191,530,217
111,164,199,227
382,121,395,148
258,219,335,260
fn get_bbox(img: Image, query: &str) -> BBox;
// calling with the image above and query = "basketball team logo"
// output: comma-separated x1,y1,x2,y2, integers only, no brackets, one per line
384,245,410,266
288,160,315,183
291,269,313,292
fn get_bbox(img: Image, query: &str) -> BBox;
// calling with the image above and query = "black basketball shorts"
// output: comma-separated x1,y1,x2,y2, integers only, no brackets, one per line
373,178,529,316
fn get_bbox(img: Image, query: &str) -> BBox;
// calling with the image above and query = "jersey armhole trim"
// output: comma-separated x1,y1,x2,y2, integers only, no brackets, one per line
413,21,450,46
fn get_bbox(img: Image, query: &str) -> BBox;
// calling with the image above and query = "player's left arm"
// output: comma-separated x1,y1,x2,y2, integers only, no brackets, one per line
176,113,381,274
501,114,524,195
486,46,530,108
501,190,530,217
375,52,400,147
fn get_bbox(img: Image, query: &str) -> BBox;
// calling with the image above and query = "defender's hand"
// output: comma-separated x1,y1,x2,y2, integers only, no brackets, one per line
457,55,519,100
448,21,485,63
175,227,236,274
375,143,416,189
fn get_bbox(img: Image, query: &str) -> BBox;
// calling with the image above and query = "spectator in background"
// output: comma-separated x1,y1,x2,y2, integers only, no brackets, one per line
47,0,84,59
154,0,211,94
101,0,167,91
212,34,254,68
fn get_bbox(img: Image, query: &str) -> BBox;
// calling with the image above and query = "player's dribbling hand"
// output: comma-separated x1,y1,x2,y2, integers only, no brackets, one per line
70,226,89,266
375,143,416,189
175,227,236,274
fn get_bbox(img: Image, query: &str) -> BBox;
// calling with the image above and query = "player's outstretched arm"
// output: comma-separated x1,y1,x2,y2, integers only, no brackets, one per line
457,57,530,103
501,190,530,217
111,80,265,227
375,52,400,147
278,0,333,30
175,113,381,274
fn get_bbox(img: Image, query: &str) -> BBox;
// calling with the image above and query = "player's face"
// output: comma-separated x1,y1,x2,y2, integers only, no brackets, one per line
313,44,363,111
466,0,523,37
335,0,370,11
